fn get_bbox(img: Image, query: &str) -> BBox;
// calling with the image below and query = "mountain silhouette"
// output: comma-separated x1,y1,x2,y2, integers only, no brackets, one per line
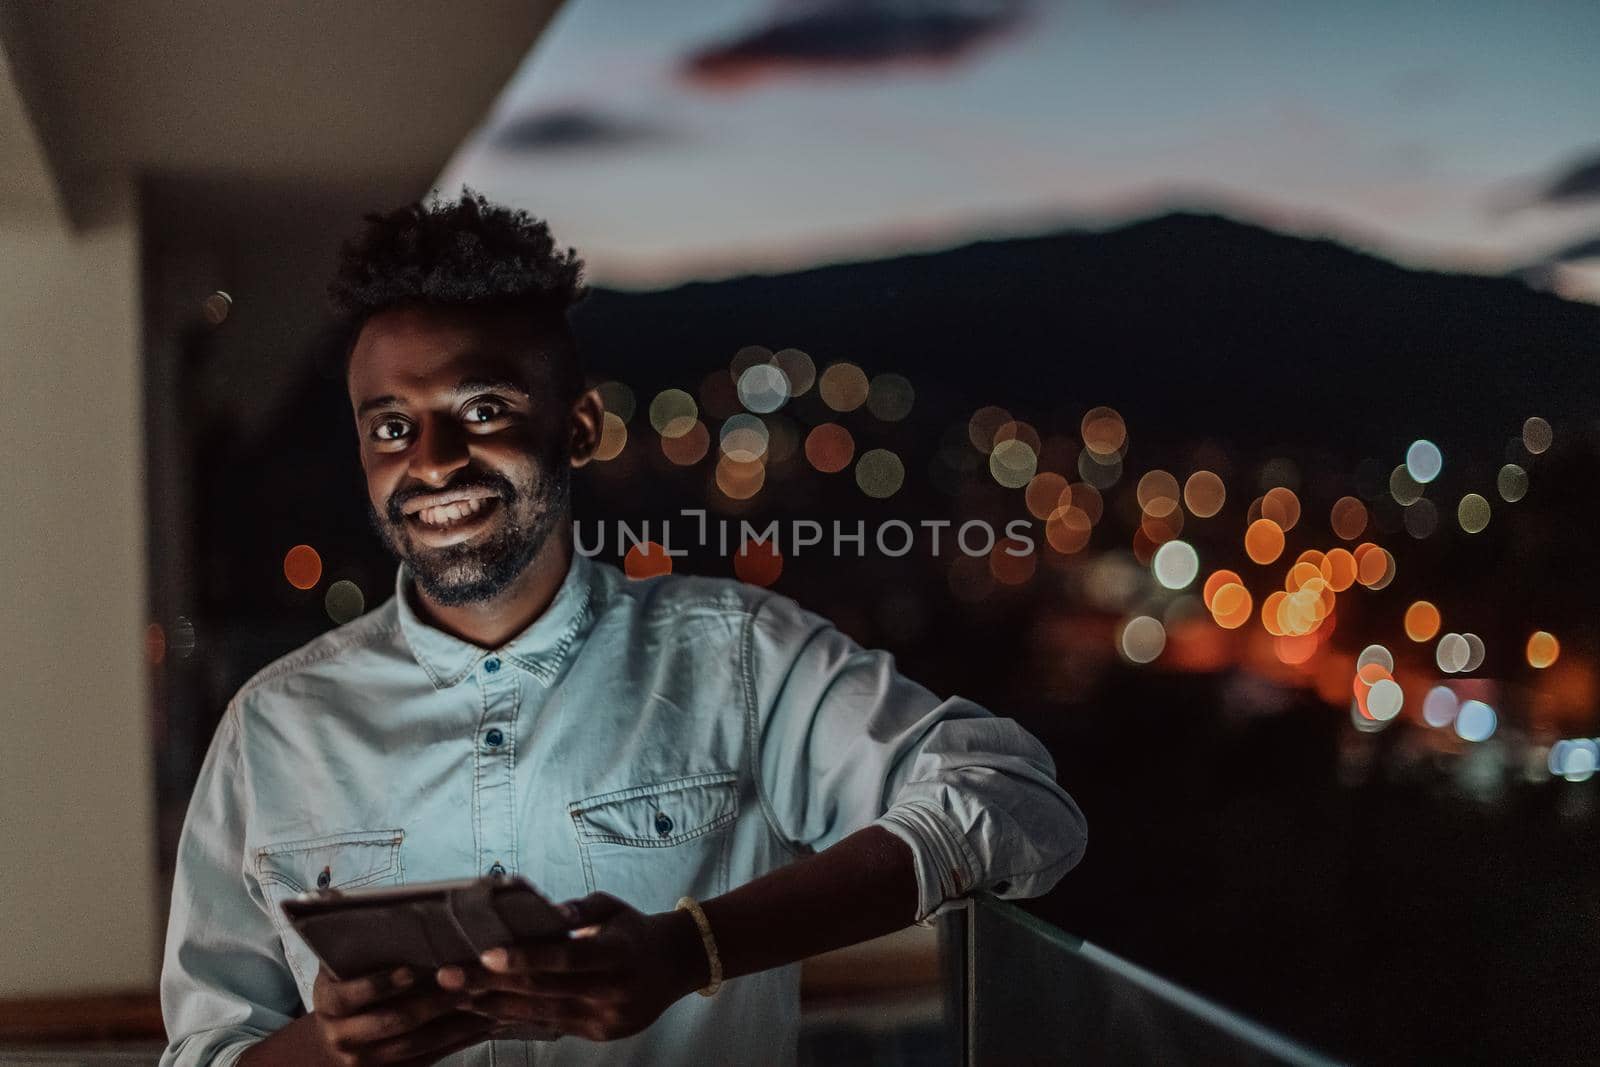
571,210,1600,461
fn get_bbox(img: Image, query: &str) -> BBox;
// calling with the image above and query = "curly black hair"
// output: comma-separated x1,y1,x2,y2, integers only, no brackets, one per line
328,188,587,396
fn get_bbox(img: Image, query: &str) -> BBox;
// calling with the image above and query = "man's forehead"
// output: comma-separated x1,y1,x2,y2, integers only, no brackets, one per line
347,306,543,395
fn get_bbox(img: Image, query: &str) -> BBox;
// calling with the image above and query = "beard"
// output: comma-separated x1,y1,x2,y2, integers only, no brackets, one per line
369,451,570,607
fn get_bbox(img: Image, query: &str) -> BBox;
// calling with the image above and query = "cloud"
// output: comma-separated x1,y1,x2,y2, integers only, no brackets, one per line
682,0,1027,89
1537,148,1600,205
492,108,669,152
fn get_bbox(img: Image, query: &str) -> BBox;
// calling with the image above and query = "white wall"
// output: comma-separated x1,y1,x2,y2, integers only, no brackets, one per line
0,45,157,995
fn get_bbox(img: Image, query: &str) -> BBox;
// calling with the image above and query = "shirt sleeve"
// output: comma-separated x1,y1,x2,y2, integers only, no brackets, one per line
746,592,1087,925
159,701,301,1067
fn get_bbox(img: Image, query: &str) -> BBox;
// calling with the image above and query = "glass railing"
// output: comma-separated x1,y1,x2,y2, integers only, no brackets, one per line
800,894,1340,1065
959,895,1338,1065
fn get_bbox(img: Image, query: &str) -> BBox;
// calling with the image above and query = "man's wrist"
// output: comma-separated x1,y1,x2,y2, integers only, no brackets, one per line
656,905,712,999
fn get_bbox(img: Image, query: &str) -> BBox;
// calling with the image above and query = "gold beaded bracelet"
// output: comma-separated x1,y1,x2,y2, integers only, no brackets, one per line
674,895,722,997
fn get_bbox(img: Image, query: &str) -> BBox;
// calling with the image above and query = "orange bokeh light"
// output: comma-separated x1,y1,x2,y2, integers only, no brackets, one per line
734,538,783,587
661,420,711,465
1245,519,1285,564
1262,487,1301,531
1320,548,1357,591
1527,631,1560,669
804,423,855,473
624,541,674,579
283,544,322,590
1203,569,1243,610
1404,601,1441,642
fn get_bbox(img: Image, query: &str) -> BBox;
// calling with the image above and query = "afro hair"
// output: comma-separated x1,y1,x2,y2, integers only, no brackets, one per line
328,188,587,395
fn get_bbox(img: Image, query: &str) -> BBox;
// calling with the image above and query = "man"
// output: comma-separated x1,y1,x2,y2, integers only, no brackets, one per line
159,190,1086,1067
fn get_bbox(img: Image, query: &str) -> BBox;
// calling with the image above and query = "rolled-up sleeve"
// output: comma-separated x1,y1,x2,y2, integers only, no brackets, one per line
746,593,1086,924
159,702,300,1066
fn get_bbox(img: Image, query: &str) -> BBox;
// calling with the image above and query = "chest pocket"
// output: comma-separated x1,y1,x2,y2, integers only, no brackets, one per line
253,829,405,1004
569,771,737,915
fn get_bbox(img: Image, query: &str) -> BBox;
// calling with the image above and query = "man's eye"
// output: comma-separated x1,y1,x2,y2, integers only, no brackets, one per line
464,400,507,424
373,419,410,441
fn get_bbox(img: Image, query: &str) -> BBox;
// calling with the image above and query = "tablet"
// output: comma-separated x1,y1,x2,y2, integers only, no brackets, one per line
281,872,570,982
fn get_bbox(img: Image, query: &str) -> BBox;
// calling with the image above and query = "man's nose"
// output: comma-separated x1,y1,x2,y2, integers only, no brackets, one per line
408,417,471,485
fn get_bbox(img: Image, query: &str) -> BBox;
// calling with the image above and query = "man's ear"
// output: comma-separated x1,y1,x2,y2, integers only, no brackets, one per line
568,388,605,468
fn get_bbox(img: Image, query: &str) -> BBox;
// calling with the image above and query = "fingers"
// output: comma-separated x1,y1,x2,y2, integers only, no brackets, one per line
358,1009,500,1066
435,962,611,998
314,964,422,1018
469,991,604,1042
321,985,474,1048
479,936,611,977
562,891,628,928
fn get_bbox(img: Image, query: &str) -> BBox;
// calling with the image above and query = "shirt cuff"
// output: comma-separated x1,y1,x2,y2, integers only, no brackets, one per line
872,798,983,925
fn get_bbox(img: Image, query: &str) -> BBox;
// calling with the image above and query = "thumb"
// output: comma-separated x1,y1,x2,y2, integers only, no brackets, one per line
559,890,628,931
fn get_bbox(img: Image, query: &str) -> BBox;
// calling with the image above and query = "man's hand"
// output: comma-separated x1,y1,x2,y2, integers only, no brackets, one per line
301,964,498,1066
433,892,708,1043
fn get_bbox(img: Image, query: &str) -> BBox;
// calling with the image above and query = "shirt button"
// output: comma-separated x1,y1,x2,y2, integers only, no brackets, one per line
489,862,506,877
483,657,501,674
316,867,331,889
992,879,1011,894
485,728,504,747
654,811,673,837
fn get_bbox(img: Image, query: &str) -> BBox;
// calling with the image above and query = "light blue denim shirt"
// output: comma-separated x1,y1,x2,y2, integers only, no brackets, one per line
159,551,1086,1066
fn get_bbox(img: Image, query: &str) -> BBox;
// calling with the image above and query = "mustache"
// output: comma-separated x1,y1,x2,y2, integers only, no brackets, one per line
385,471,517,525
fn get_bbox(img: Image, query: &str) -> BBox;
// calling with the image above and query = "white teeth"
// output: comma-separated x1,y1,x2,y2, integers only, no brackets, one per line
415,496,492,527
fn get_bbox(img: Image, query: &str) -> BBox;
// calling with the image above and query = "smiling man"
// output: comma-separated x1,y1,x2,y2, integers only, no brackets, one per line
158,191,1087,1067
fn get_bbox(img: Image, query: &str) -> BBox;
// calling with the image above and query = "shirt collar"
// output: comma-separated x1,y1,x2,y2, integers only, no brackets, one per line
393,550,594,689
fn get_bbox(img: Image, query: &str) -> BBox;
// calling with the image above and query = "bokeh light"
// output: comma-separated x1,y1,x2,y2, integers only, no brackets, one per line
736,363,790,413
773,348,816,396
866,373,915,421
283,545,322,590
1454,700,1497,742
804,424,855,473
719,413,769,462
1389,465,1423,506
990,438,1038,489
1526,631,1560,669
595,381,636,423
734,538,783,587
1402,499,1438,539
1522,416,1552,455
968,406,1012,454
649,389,698,438
1367,678,1403,722
715,456,766,500
1405,440,1443,483
1119,615,1166,663
624,541,673,579
1244,519,1285,565
1045,506,1093,554
1152,540,1200,590
1422,685,1459,729
818,362,869,412
1329,496,1368,540
1461,633,1486,673
1436,632,1470,673
662,420,711,465
325,580,365,624
855,449,905,499
1183,470,1226,518
1404,601,1441,642
1261,487,1301,531
1497,463,1528,502
595,412,627,461
1458,493,1491,534
1081,406,1127,457
1026,473,1070,521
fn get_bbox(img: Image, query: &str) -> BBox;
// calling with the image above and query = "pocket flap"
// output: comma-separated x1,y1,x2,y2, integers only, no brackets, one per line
569,772,737,846
254,829,404,892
